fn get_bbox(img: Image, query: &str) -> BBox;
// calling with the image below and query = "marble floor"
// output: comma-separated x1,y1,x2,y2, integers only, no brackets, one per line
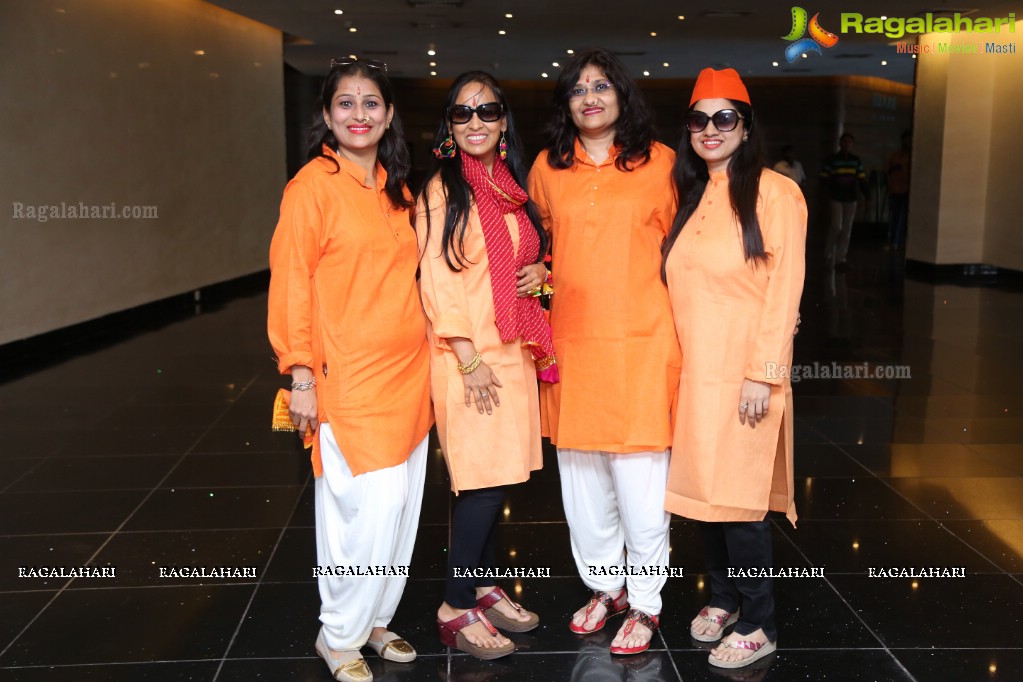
2,239,1022,682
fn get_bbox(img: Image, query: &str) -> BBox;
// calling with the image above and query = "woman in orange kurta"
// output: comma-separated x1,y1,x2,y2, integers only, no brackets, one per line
268,59,432,682
527,48,680,656
662,68,806,670
417,72,555,660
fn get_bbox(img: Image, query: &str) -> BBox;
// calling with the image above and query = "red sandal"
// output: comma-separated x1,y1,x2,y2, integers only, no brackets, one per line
437,607,515,660
569,588,629,634
609,608,659,655
476,586,539,632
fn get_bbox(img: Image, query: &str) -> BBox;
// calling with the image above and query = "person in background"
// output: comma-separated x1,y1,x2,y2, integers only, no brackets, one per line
528,47,679,656
662,67,806,670
268,58,433,682
821,133,866,271
886,129,912,249
418,71,555,660
772,145,805,189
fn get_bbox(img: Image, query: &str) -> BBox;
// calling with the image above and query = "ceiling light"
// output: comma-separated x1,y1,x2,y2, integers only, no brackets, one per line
427,49,436,55
650,32,657,37
334,9,342,14
504,12,512,18
566,49,574,54
912,54,917,59
429,61,436,66
772,61,779,66
643,70,650,76
662,62,669,67
541,72,548,78
349,27,357,32
194,49,205,55
552,61,559,67
498,30,506,35
430,70,437,76
881,60,888,65
678,15,685,20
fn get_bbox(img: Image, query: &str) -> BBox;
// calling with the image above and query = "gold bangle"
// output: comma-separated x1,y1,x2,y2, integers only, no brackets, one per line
457,352,483,374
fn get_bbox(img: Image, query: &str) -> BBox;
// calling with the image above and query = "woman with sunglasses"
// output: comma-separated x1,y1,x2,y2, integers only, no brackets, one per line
268,58,432,682
527,48,680,655
417,71,555,660
662,68,805,669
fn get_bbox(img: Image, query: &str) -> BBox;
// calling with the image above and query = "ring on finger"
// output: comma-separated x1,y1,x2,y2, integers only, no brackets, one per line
481,391,489,398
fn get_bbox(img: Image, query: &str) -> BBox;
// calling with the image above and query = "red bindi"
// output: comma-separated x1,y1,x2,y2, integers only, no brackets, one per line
356,85,361,95
585,75,591,83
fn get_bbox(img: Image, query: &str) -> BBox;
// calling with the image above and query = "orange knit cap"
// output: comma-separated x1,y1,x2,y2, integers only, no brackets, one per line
689,67,750,106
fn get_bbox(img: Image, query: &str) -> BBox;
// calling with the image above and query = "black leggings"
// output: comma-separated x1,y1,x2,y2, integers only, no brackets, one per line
699,519,777,642
444,486,508,608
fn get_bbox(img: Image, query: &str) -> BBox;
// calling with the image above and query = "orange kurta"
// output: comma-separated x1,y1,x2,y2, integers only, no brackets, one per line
267,148,432,477
417,177,542,493
664,169,806,526
527,141,681,453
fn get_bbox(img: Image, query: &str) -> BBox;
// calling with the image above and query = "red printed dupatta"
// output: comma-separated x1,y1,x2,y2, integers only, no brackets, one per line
460,153,559,383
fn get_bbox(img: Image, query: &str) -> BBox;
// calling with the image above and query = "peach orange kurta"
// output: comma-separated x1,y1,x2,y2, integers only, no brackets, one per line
417,177,543,493
268,148,432,477
528,141,681,453
664,169,806,526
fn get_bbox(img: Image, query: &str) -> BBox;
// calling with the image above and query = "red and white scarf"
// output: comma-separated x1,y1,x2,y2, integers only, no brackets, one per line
460,153,558,383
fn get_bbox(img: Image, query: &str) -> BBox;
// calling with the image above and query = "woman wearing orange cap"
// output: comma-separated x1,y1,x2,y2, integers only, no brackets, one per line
528,47,679,656
662,68,806,669
268,58,432,681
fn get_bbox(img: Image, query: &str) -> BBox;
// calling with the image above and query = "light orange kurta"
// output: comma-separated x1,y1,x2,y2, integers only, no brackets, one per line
527,140,681,453
664,169,806,526
417,177,542,493
268,148,433,477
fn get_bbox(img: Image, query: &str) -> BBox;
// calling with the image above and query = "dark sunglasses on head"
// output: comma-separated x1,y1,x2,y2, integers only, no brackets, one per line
329,57,388,72
686,109,743,133
448,102,504,125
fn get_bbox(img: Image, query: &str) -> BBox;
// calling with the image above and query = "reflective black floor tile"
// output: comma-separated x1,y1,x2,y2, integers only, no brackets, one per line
191,426,303,455
894,649,1023,682
964,444,1023,475
887,477,1023,520
0,458,39,490
0,584,255,665
484,523,575,578
800,417,895,445
892,394,1013,420
124,486,304,531
163,452,310,488
792,478,925,521
8,455,179,492
826,574,1023,648
218,656,450,682
82,528,282,587
409,524,450,580
941,520,1023,573
669,649,911,682
841,442,1023,478
94,401,226,430
0,534,109,591
421,483,455,526
260,527,316,582
0,591,55,652
792,395,895,421
52,426,204,457
660,575,877,650
0,661,219,681
224,582,320,659
776,520,1001,574
289,483,315,528
791,444,868,478
0,490,147,535
447,650,678,682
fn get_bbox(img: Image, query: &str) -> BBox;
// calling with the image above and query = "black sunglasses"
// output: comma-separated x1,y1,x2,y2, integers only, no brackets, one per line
329,57,388,72
686,109,744,133
448,102,504,125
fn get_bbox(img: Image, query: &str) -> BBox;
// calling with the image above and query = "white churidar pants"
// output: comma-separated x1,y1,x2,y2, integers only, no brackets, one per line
315,424,428,650
557,448,671,616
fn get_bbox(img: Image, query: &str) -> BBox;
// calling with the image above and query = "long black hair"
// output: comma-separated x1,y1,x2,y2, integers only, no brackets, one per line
307,60,412,210
661,100,767,281
419,71,547,272
544,48,655,172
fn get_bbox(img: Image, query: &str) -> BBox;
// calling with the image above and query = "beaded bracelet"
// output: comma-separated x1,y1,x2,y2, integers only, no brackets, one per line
291,378,317,391
456,352,483,375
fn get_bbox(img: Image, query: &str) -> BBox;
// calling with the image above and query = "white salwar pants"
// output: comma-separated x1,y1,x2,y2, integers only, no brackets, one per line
315,424,428,651
557,448,671,616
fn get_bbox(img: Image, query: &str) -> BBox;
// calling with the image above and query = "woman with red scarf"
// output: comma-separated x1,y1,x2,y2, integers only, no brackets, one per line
416,71,557,660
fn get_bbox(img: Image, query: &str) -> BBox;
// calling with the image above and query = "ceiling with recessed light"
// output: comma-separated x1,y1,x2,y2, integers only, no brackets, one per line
208,0,1022,84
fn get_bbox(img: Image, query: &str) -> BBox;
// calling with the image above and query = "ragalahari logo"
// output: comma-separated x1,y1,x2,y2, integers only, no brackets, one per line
782,7,839,62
